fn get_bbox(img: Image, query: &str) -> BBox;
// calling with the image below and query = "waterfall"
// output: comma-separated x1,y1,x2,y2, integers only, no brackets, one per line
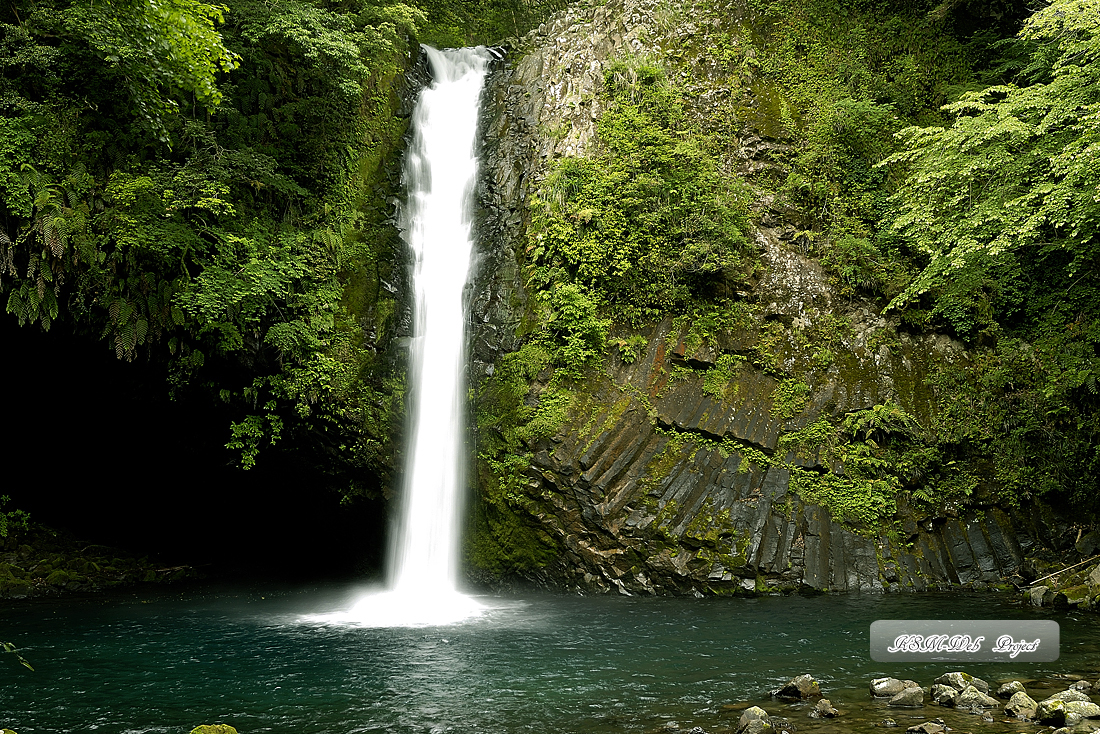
392,46,491,596
308,47,491,627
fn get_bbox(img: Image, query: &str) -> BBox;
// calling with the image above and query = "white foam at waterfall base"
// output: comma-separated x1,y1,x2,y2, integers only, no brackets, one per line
305,46,492,629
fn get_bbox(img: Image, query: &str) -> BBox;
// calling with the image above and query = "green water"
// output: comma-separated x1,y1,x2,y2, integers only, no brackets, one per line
1,585,1097,733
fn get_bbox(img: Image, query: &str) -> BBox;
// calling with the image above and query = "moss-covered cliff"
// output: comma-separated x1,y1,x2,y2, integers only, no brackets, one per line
468,0,1099,597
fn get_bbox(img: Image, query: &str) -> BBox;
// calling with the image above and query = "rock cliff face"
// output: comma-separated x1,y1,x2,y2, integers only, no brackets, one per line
467,0,1072,594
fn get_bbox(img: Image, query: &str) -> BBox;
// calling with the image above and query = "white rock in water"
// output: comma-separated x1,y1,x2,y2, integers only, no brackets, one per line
957,686,1000,708
1004,691,1038,719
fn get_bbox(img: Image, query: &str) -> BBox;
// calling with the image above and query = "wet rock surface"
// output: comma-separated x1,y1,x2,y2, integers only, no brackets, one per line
931,685,958,707
775,675,823,700
1004,691,1038,719
889,688,926,708
676,672,1100,734
957,686,1000,709
873,679,920,698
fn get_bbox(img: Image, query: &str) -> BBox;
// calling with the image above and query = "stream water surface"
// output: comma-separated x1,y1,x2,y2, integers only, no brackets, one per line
1,586,1097,733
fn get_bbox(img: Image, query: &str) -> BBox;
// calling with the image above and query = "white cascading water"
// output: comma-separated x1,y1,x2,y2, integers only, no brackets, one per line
307,47,491,627
391,45,490,598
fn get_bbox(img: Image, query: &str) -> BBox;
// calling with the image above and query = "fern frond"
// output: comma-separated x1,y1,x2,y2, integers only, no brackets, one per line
6,291,25,325
26,283,39,312
45,217,66,257
45,290,58,320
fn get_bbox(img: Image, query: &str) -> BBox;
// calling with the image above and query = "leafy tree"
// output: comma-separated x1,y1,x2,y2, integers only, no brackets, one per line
882,0,1100,513
883,0,1100,338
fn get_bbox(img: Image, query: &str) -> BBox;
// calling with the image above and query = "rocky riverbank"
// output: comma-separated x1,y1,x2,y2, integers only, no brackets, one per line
706,671,1100,734
0,524,196,599
1023,532,1100,611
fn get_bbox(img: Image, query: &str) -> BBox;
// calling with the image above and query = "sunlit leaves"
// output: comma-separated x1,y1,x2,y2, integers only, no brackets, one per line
883,0,1100,327
61,0,239,138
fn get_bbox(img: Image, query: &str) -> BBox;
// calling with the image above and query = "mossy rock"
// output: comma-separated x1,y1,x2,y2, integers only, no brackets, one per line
1063,584,1090,606
44,569,72,585
3,728,20,734
0,576,31,593
189,726,238,734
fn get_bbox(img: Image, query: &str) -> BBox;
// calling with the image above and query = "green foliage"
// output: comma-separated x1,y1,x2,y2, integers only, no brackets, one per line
28,0,242,139
876,0,1100,512
789,468,898,529
702,353,745,399
744,0,1005,301
537,283,609,376
883,0,1100,338
527,56,754,323
610,334,647,364
770,378,810,419
414,0,563,46
777,405,937,529
0,0,424,493
0,496,30,539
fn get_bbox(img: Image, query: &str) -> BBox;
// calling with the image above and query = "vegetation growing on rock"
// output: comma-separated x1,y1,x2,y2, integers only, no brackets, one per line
469,0,1100,590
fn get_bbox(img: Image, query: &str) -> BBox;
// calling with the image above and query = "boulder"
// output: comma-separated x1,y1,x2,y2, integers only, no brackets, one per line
997,681,1026,698
1076,530,1100,556
1004,691,1039,719
1030,585,1049,606
872,678,920,697
906,724,945,734
1036,698,1068,725
1071,680,1092,691
931,684,958,707
1065,701,1100,719
1066,712,1084,727
933,672,988,693
1065,585,1091,606
889,687,925,707
1089,564,1100,588
739,706,770,734
957,685,1000,709
189,728,238,734
811,699,838,718
1046,689,1093,703
774,674,821,699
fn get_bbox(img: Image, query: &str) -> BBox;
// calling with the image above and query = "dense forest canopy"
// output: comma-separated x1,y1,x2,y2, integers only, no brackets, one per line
0,0,1097,562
